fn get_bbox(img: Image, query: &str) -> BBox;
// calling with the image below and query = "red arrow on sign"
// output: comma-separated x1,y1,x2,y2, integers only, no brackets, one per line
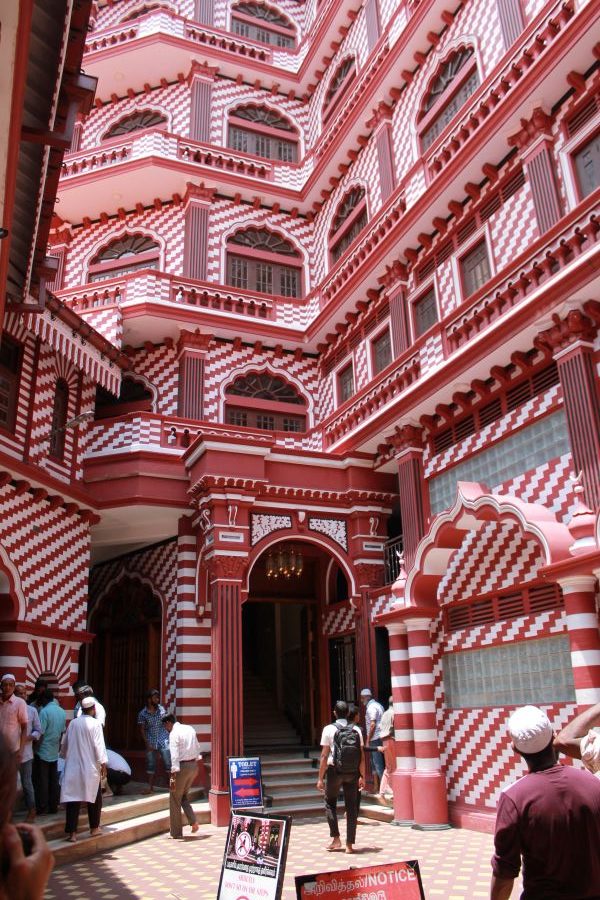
234,777,259,786
236,788,260,797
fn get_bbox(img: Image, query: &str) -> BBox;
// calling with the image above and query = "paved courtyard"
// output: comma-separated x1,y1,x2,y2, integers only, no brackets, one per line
46,815,523,899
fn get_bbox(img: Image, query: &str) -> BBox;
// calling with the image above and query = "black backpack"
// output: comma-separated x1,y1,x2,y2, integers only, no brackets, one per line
332,722,361,775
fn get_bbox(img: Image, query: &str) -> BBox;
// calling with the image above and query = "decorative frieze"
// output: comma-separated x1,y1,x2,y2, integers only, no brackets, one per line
308,517,348,551
251,513,292,545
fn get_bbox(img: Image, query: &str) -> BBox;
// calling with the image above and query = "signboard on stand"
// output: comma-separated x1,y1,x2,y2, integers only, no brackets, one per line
295,860,425,899
217,811,291,900
228,756,263,809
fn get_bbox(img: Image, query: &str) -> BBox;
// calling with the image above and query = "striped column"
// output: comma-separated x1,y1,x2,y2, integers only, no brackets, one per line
405,616,449,829
175,520,211,750
559,576,600,708
0,632,29,682
209,560,244,826
387,623,414,824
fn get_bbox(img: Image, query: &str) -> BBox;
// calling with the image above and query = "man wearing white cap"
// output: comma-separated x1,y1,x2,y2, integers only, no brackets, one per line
0,674,28,760
491,705,600,899
60,696,107,842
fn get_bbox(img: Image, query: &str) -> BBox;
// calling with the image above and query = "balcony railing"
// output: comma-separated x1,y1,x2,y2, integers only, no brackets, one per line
384,535,404,585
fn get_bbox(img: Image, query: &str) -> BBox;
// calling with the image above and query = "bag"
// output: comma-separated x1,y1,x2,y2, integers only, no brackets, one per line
332,722,361,775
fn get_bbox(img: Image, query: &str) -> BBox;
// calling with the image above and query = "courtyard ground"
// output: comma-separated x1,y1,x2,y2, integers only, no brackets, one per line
45,814,523,899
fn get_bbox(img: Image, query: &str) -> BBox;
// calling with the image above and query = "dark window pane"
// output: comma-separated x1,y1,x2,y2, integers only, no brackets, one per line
228,255,248,289
373,329,392,373
256,414,275,430
414,288,438,336
0,337,21,432
49,380,69,460
575,133,600,198
422,69,480,151
339,364,354,403
461,241,491,297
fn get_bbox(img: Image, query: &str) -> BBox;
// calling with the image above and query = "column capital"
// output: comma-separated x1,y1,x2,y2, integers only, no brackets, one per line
386,622,407,636
380,259,408,292
183,181,217,207
186,59,219,85
507,106,554,152
207,553,247,581
366,100,394,129
177,328,213,356
557,574,598,593
535,307,597,356
389,423,424,457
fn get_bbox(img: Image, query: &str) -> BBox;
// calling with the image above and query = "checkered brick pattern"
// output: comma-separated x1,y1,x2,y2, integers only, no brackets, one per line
85,416,164,455
63,204,185,283
80,306,123,347
439,522,544,605
418,331,444,375
424,384,563,477
370,589,395,621
354,340,369,391
93,0,194,32
203,340,319,423
523,0,547,20
75,379,98,480
322,602,355,637
128,342,179,415
380,0,402,31
26,639,78,702
429,607,574,810
489,180,539,271
81,80,191,148
0,316,35,459
434,259,454,319
0,482,90,631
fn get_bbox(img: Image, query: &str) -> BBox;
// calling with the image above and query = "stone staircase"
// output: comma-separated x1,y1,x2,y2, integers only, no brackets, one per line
25,784,209,867
243,673,302,750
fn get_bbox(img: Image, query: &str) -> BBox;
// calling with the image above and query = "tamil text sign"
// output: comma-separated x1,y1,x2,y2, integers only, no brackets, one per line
218,811,291,900
295,860,425,899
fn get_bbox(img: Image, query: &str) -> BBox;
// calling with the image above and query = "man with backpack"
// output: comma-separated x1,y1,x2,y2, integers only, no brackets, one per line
316,700,364,854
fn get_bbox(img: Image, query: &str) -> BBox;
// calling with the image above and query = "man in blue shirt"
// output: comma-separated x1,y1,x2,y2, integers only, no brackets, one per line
33,689,66,815
137,689,171,793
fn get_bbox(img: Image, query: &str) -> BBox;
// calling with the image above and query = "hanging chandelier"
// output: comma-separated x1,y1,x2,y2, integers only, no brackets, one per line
265,546,304,579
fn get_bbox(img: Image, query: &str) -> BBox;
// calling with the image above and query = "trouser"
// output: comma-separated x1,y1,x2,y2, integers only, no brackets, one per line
19,758,35,812
324,768,359,846
33,757,60,814
369,739,385,780
65,785,102,835
169,760,197,838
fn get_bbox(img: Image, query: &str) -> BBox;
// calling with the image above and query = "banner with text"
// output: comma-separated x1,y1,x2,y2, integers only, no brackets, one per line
217,811,291,900
295,860,425,899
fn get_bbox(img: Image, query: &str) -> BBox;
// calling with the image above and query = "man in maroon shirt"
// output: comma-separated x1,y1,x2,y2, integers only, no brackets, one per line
491,705,600,900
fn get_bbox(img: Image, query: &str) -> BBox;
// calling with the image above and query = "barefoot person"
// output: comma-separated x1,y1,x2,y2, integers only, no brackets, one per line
316,700,364,854
137,689,170,793
162,714,201,839
60,697,107,843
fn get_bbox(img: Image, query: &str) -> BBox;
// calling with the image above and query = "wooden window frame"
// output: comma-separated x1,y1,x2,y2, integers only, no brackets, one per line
224,380,308,433
411,284,439,339
227,111,299,163
458,235,492,300
230,6,296,48
225,233,303,298
418,51,480,153
371,327,392,376
329,190,368,265
0,335,22,435
337,361,355,406
49,379,69,462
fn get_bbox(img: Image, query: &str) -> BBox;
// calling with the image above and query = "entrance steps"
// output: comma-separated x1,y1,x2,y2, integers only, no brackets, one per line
27,783,209,867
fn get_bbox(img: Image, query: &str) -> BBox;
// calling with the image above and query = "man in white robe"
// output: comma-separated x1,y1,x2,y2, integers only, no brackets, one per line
60,697,107,842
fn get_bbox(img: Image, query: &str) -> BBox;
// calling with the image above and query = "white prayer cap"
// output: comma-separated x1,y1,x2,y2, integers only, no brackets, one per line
81,696,96,709
1,673,16,683
360,688,372,697
509,706,553,754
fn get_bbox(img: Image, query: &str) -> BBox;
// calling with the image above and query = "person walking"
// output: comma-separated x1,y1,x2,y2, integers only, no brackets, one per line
13,684,42,823
60,696,107,843
360,688,384,790
377,695,395,798
161,714,200,839
316,700,364,854
137,689,171,793
491,705,600,899
33,689,66,815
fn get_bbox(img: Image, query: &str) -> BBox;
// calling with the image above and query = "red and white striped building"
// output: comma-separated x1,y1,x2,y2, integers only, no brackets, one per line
2,0,600,828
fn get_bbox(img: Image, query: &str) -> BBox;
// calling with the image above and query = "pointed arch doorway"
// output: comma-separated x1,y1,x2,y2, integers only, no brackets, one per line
85,577,163,752
243,540,352,750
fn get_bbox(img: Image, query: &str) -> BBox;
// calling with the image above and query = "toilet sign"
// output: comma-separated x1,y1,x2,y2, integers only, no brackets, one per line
295,860,425,899
229,756,263,809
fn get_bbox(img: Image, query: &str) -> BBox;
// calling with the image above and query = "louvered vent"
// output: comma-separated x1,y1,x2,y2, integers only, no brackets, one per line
528,583,563,613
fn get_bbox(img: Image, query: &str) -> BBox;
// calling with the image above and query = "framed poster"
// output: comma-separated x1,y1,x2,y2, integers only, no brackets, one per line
229,756,263,809
295,860,425,899
217,811,291,900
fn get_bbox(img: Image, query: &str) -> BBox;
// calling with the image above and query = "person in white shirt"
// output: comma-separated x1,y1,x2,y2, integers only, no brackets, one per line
14,685,42,823
161,714,201,839
316,700,364,854
73,684,106,728
360,688,385,789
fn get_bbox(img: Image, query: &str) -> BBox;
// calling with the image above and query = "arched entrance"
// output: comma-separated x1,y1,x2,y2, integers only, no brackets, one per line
243,540,351,749
86,577,163,752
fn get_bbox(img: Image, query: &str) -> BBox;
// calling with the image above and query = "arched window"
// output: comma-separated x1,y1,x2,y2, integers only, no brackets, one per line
225,372,307,432
49,379,69,461
323,57,356,122
230,2,296,48
88,234,160,283
228,105,299,163
226,227,303,298
103,110,167,140
419,48,480,151
0,335,21,433
329,187,367,263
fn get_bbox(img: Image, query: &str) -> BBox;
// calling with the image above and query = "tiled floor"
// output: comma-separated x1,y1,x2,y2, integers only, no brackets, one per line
46,815,524,899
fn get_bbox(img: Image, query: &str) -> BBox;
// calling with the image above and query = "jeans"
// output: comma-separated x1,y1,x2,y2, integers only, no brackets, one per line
324,767,359,846
33,757,60,814
146,745,171,775
19,759,35,813
369,738,385,780
169,760,197,838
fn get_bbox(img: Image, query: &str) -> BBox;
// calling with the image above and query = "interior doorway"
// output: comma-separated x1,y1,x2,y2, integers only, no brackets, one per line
328,635,356,709
86,578,162,752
